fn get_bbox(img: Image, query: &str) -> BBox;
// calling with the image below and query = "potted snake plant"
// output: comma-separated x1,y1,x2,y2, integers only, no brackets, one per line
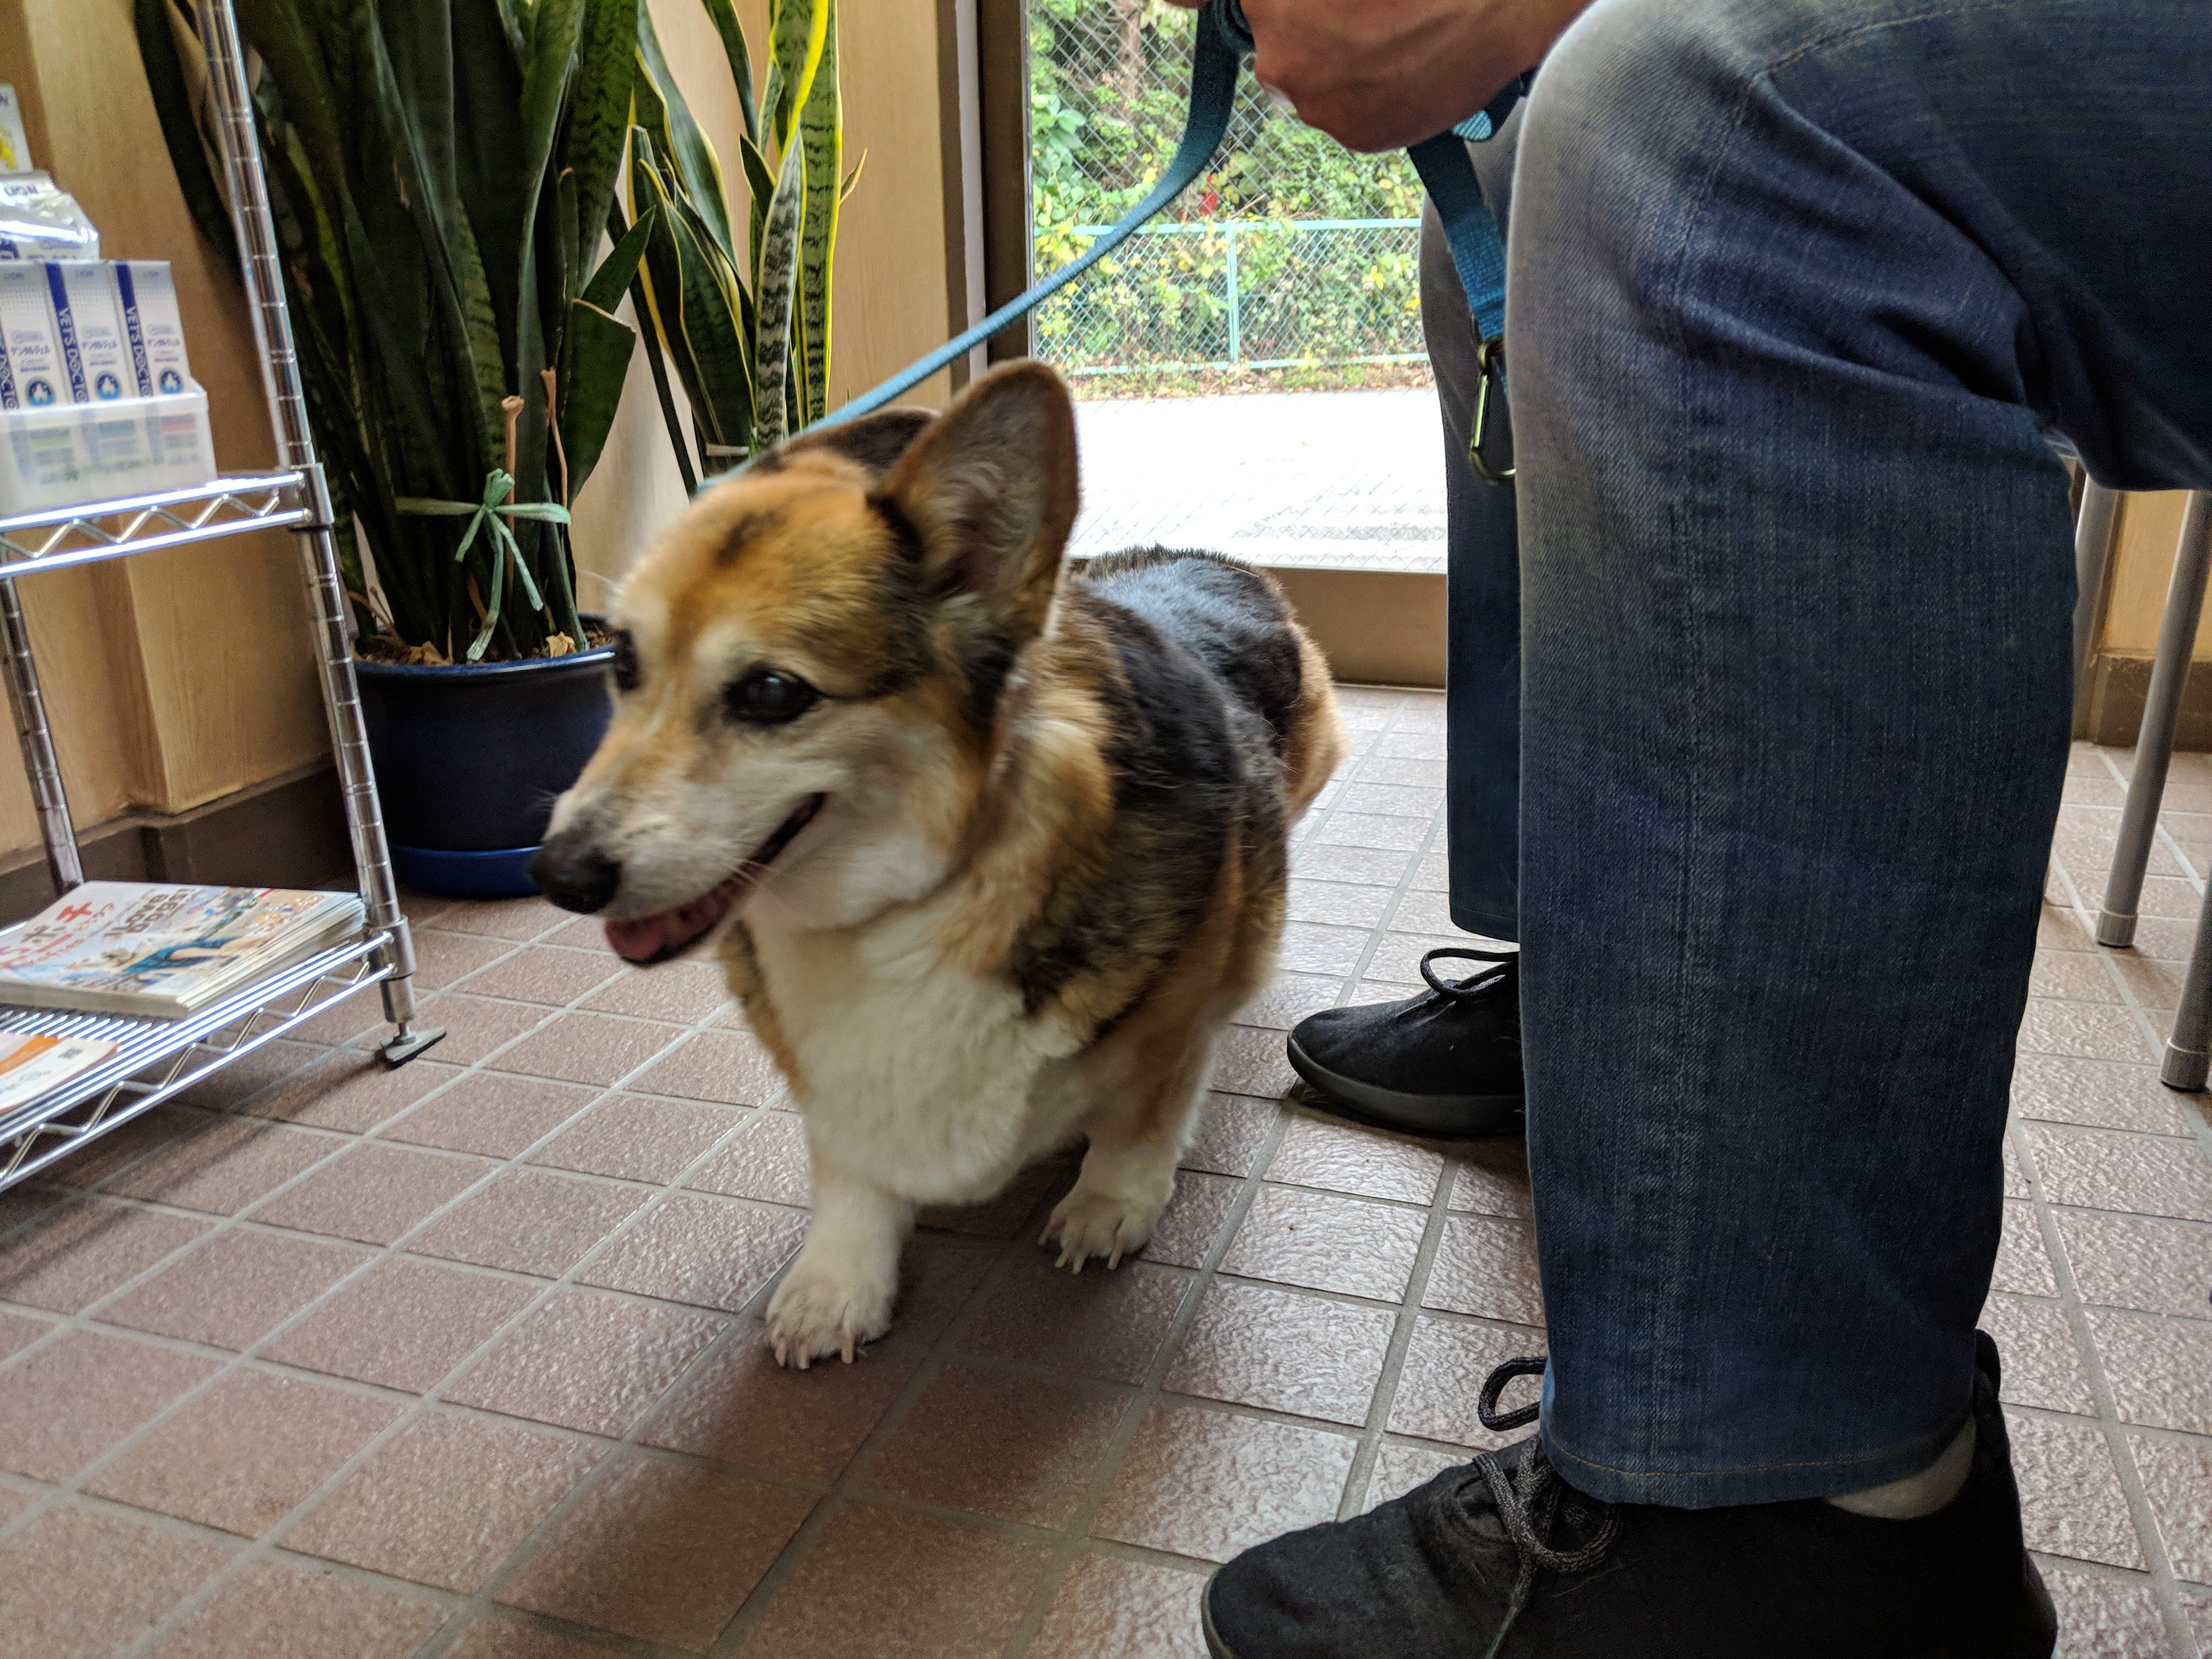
137,0,849,896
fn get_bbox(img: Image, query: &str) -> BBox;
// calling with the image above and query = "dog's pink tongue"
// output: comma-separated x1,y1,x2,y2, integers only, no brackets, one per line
603,887,733,964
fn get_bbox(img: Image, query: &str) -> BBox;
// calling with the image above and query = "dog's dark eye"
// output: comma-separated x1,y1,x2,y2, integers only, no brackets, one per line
724,668,820,726
610,629,640,692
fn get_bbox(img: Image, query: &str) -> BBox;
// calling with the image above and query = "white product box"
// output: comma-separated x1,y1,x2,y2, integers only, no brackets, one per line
44,261,131,403
113,262,191,396
0,262,62,411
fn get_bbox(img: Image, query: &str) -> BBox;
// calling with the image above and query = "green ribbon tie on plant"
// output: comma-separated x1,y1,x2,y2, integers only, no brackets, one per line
394,470,572,662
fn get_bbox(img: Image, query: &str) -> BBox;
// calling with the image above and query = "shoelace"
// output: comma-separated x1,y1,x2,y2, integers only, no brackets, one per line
1469,1357,1622,1650
1418,945,1519,1001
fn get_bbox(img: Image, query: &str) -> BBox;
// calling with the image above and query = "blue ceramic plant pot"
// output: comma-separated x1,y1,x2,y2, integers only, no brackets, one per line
354,627,617,899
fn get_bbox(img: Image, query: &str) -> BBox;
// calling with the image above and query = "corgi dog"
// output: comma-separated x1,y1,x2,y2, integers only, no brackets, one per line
531,363,1343,1366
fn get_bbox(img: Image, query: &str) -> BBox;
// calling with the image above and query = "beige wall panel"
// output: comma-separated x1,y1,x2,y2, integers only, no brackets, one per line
831,0,958,410
2100,491,2209,659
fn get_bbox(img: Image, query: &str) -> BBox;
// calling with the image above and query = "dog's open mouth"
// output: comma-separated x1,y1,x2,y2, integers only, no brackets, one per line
603,794,825,966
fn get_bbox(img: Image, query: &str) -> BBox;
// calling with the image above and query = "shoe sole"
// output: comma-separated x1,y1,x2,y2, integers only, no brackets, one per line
1199,1557,2056,1657
1286,1034,1525,1139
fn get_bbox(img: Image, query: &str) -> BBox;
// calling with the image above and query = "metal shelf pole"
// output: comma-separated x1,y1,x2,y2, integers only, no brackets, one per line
0,578,81,894
199,0,438,1062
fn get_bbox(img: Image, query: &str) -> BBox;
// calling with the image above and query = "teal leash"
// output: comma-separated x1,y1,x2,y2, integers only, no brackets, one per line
821,2,1245,426
820,0,1519,466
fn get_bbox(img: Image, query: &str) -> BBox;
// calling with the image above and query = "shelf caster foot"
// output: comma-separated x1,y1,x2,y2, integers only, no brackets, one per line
380,1023,446,1067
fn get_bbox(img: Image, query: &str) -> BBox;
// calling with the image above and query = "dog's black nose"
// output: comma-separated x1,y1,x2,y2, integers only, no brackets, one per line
529,832,621,913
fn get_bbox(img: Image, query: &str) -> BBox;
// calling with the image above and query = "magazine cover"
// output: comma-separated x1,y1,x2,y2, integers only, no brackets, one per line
0,882,363,1015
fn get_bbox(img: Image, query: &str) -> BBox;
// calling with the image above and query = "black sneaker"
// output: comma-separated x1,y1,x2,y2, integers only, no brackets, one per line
1285,947,1523,1137
1201,1333,2056,1659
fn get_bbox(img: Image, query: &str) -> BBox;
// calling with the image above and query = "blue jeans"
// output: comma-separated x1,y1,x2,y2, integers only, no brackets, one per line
1427,132,1523,941
1477,0,2212,1505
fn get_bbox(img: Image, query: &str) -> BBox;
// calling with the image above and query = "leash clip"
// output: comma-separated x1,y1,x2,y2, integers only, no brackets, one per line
1471,335,1515,487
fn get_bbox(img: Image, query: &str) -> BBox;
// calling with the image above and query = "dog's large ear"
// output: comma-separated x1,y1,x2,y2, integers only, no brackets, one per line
882,362,1077,646
773,405,936,477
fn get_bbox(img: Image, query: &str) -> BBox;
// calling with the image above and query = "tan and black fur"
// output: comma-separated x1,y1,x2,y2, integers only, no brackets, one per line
535,363,1342,1365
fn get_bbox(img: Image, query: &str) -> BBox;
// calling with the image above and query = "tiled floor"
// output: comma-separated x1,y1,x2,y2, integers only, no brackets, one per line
0,687,2207,1657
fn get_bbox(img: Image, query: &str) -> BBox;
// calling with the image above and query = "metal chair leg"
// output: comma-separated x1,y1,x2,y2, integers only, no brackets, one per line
2073,479,2121,692
2098,492,2212,947
2162,885,2212,1090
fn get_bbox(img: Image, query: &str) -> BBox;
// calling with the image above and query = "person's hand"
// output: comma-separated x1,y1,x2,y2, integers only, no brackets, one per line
1165,0,1595,151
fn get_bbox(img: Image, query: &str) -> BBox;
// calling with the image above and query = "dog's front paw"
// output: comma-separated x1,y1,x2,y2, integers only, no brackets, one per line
1040,1184,1163,1273
764,1256,895,1368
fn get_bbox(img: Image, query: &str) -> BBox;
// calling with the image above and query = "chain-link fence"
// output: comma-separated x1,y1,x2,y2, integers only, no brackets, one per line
1037,218,1424,376
1031,0,1429,385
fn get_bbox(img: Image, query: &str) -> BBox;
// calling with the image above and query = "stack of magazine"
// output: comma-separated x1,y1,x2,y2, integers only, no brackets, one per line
0,882,365,1025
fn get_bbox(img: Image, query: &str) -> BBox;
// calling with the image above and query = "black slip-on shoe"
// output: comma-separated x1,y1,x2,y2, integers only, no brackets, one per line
1202,1334,2056,1659
1286,946,1523,1138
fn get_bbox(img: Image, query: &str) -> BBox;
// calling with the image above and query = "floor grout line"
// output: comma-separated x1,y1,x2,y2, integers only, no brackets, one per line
81,906,786,1659
12,725,2212,1656
992,1106,1301,1659
2040,816,2208,1655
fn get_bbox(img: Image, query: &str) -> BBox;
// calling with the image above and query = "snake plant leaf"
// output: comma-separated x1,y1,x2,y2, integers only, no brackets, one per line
697,0,759,149
557,214,653,499
491,0,526,55
517,0,585,279
557,300,636,503
752,134,805,450
636,5,736,265
630,147,717,446
511,0,586,593
133,0,236,264
555,169,580,304
563,0,639,291
667,195,757,458
354,2,506,472
765,0,828,155
453,0,527,366
633,140,753,458
582,210,655,312
794,0,839,426
840,152,865,202
611,197,699,493
234,0,347,192
379,0,459,246
738,132,776,299
450,204,515,466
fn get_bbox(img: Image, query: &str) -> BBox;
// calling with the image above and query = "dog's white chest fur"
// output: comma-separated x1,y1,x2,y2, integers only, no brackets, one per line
748,909,1087,1204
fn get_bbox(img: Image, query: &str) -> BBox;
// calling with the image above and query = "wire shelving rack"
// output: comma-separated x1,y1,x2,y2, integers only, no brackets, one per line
0,0,440,1190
